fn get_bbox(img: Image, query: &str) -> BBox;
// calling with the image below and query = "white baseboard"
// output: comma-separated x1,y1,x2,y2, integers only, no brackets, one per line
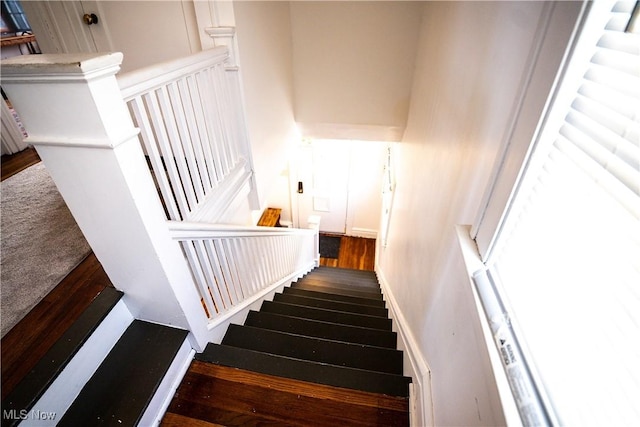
376,266,434,427
347,227,378,239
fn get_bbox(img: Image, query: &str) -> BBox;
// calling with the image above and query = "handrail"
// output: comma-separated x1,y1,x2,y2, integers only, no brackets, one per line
168,220,317,239
118,46,229,100
169,220,319,322
117,46,255,222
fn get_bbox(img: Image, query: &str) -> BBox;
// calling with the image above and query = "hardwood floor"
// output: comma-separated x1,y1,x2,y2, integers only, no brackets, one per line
163,362,408,427
1,147,40,181
320,234,376,271
1,148,113,399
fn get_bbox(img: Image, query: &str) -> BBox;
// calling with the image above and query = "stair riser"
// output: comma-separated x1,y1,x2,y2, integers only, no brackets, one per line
293,282,384,300
273,293,389,317
197,344,411,397
300,275,380,289
283,287,386,307
245,311,398,348
314,266,378,280
223,324,404,375
261,301,393,331
295,277,382,294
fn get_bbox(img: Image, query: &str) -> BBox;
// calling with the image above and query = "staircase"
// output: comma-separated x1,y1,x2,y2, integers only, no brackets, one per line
1,288,191,427
164,266,411,426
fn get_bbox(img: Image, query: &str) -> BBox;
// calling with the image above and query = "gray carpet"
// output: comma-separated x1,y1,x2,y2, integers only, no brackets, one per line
1,162,91,337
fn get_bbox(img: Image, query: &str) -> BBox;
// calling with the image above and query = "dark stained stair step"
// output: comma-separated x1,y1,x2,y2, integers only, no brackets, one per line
222,324,403,375
314,266,378,280
273,293,388,317
245,311,397,349
303,274,380,289
260,300,392,331
283,286,386,307
196,344,411,398
303,272,380,288
296,276,382,293
58,320,188,426
293,282,384,300
1,287,124,427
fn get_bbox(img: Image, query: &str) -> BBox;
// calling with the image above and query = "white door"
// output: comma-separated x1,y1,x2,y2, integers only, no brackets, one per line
295,140,351,234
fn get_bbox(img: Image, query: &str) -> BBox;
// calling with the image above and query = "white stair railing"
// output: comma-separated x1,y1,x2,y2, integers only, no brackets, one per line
118,46,258,223
1,50,317,348
168,222,319,323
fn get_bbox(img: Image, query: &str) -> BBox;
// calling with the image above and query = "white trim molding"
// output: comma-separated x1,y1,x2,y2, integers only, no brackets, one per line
297,122,404,142
347,227,378,239
375,266,434,427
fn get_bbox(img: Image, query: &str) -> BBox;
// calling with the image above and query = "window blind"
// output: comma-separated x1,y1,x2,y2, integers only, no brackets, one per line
478,1,640,425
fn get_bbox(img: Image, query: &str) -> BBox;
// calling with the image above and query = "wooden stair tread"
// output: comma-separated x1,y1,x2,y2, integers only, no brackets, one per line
293,281,384,300
283,286,386,307
196,344,411,398
273,292,388,317
58,320,188,426
245,310,398,348
315,266,378,279
222,324,404,374
164,361,408,426
307,267,380,286
260,300,393,330
1,287,123,425
296,275,382,291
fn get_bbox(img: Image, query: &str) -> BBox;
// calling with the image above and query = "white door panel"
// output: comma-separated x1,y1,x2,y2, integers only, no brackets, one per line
296,140,350,234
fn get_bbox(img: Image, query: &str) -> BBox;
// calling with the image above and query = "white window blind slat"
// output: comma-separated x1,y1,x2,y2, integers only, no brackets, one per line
591,47,640,76
570,95,634,146
584,63,640,98
613,0,636,13
555,133,640,218
607,13,633,31
578,80,638,122
563,110,640,188
478,0,640,424
597,31,640,55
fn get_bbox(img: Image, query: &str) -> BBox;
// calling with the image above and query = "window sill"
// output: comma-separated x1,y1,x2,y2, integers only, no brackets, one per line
455,224,522,426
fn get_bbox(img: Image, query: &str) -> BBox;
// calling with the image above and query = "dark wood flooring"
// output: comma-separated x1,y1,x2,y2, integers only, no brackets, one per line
1,148,113,399
320,234,376,271
1,147,40,181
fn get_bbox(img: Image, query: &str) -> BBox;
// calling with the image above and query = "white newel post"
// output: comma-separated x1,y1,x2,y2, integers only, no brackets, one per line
308,215,321,267
1,53,210,350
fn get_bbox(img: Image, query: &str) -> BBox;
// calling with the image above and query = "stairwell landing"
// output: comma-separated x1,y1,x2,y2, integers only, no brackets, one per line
163,266,411,426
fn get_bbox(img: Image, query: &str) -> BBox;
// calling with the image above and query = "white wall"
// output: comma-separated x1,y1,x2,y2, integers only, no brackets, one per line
233,1,299,216
290,1,422,141
377,2,553,425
